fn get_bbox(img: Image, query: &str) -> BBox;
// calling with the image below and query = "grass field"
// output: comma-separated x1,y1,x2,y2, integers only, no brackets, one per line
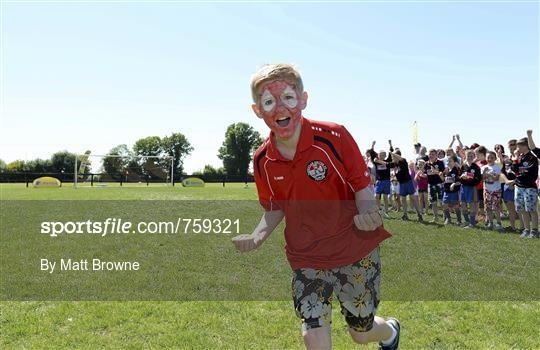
1,183,539,349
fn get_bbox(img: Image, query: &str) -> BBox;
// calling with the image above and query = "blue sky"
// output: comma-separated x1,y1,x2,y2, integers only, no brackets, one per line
1,1,538,173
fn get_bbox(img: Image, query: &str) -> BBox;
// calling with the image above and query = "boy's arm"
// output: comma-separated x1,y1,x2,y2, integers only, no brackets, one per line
455,134,464,149
390,151,403,162
354,186,382,231
232,210,284,252
448,135,455,149
338,126,382,231
527,129,536,149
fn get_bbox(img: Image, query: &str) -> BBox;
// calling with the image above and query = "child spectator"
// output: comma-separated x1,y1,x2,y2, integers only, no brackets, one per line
384,151,423,221
512,134,539,238
459,150,482,228
415,159,429,214
371,140,394,219
390,171,401,212
501,159,519,232
481,151,503,232
441,156,462,225
475,146,488,222
425,149,446,223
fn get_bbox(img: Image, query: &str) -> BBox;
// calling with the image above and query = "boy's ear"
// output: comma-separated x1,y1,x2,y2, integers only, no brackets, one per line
251,103,263,119
300,91,308,110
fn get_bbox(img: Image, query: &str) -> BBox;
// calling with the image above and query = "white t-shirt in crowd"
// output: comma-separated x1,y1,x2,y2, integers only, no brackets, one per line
481,164,502,192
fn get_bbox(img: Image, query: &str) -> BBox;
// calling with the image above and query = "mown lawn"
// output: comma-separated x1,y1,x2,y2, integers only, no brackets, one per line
1,183,538,349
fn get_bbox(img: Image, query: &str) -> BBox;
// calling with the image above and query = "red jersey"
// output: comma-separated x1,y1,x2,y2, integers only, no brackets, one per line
253,117,391,270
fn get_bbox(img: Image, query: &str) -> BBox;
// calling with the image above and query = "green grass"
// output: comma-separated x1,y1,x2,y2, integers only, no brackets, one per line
1,183,539,349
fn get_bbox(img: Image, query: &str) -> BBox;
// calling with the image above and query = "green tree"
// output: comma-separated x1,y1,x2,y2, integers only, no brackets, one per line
0,159,6,173
102,144,134,180
25,158,53,172
218,123,263,178
7,160,25,172
133,136,162,157
161,133,193,175
50,151,80,173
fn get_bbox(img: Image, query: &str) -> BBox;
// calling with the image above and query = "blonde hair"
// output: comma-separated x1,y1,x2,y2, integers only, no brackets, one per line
250,64,304,103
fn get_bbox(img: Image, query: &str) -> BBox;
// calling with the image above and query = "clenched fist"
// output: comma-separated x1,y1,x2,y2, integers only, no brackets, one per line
354,209,383,231
231,233,263,252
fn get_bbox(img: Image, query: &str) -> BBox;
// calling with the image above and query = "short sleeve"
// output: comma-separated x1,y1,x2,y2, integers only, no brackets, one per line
253,156,279,211
340,126,371,192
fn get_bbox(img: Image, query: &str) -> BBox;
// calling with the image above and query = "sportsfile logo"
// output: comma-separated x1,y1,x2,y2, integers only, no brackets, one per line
40,218,241,237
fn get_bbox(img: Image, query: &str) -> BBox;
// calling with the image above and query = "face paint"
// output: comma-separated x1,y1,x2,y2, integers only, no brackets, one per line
256,80,304,139
281,85,298,109
261,89,276,113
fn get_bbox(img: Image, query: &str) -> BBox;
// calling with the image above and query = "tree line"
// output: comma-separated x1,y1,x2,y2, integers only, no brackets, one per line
0,123,263,180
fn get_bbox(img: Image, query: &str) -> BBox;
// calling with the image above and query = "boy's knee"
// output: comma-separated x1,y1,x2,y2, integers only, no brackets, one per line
303,327,331,350
349,329,370,345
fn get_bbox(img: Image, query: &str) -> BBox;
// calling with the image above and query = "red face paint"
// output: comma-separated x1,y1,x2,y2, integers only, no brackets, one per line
257,80,303,139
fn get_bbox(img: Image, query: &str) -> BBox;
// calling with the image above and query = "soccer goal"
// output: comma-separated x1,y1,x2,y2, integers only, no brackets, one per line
74,153,174,188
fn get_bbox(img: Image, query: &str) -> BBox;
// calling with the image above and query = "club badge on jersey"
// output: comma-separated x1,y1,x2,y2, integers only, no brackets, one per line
307,160,328,181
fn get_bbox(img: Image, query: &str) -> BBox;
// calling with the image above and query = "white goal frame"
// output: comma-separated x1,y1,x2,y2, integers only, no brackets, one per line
74,154,174,188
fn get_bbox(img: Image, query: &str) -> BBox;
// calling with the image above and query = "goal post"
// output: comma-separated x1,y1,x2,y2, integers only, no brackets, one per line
74,154,174,188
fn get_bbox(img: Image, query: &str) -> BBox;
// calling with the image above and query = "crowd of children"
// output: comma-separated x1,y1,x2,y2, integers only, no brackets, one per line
366,131,540,238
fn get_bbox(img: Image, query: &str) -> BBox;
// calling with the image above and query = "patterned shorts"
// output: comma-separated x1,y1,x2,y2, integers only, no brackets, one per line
515,187,538,212
291,248,381,333
483,189,502,212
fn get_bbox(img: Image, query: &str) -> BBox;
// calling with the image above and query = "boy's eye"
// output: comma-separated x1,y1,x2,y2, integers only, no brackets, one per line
260,89,276,112
281,86,298,108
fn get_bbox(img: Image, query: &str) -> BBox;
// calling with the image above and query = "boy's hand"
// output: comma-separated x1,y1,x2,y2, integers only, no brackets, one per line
527,129,533,136
456,134,460,140
232,233,263,252
354,209,383,231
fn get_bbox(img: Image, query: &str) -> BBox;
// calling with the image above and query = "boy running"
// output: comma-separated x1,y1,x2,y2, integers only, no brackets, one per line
232,64,400,350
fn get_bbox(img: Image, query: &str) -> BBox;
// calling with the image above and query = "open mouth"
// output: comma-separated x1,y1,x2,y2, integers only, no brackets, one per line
276,117,291,127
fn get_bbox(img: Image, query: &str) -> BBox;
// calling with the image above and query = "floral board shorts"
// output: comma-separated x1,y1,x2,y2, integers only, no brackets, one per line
291,248,381,333
483,189,502,212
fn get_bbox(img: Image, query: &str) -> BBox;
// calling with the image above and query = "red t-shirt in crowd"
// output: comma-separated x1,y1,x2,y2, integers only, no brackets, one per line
253,117,391,270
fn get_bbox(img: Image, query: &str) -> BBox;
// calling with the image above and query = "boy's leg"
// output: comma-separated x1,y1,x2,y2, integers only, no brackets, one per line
515,187,531,233
430,185,439,221
506,201,516,229
292,268,334,350
383,194,389,214
524,188,538,232
336,248,400,348
410,194,423,219
455,203,462,224
461,202,469,225
401,195,409,219
349,316,392,345
303,326,331,350
466,188,477,226
443,203,451,224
